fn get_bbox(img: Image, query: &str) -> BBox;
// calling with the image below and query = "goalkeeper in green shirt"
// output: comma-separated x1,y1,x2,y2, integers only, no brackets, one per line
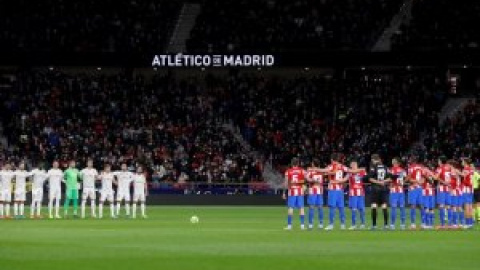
64,160,80,217
473,169,480,222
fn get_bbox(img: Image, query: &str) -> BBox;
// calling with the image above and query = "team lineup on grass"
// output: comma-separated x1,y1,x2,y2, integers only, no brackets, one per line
283,153,480,231
0,160,148,219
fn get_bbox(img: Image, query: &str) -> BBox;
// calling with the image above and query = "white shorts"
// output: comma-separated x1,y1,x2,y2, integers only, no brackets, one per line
82,188,96,200
133,192,146,202
32,188,44,202
0,189,12,202
49,188,62,200
14,190,26,201
116,190,131,202
100,190,114,202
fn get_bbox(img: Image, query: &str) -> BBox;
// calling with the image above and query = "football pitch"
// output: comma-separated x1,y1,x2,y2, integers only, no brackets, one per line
0,206,478,270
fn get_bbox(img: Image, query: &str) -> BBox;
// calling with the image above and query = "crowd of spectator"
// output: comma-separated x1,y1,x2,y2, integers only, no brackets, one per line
417,100,480,162
187,0,404,53
2,68,479,185
0,0,181,53
224,71,448,169
392,0,480,51
0,69,262,185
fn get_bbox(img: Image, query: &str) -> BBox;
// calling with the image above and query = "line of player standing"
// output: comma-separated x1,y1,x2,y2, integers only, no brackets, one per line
283,153,478,230
0,159,148,219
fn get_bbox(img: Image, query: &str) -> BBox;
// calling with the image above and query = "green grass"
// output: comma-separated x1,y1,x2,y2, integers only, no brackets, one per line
0,206,478,270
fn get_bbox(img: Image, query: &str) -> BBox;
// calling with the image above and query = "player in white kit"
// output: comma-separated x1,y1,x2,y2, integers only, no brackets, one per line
113,163,133,217
30,163,48,218
79,159,99,218
47,161,63,219
98,164,117,218
13,161,33,218
132,165,148,219
0,163,15,218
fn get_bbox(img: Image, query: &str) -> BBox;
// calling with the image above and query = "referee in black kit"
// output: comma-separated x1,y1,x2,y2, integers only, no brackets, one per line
368,154,392,230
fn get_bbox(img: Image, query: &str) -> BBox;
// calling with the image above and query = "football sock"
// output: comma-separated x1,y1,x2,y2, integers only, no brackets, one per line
329,206,335,225
351,209,357,225
359,208,366,225
64,198,71,214
318,207,324,225
439,207,445,226
371,208,377,227
287,214,292,226
81,200,86,217
308,208,314,225
72,198,78,214
141,203,145,216
48,200,53,217
339,207,345,225
391,207,396,225
300,214,305,225
383,208,388,226
91,201,96,216
400,207,406,225
410,208,416,224
448,208,453,225
420,208,426,225
55,199,60,216
459,211,465,225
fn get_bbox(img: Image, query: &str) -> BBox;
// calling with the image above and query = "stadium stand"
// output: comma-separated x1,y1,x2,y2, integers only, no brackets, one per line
392,0,480,51
3,68,471,184
187,0,405,53
233,72,449,169
0,69,262,185
0,0,181,53
418,100,480,160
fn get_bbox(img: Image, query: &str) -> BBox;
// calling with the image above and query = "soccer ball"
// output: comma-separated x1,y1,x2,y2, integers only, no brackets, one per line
190,215,199,224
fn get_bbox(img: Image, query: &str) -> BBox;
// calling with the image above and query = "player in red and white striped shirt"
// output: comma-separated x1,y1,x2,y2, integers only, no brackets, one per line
347,161,366,230
434,156,452,228
406,156,428,229
389,158,406,229
448,160,464,228
283,158,306,230
325,153,361,230
461,158,475,228
306,158,328,229
419,165,436,229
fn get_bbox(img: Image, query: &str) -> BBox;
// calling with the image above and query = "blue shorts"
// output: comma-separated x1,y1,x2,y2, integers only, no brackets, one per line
463,193,473,205
287,195,304,209
307,194,324,206
349,196,365,209
408,188,422,206
450,195,463,207
422,195,435,209
436,191,451,206
389,192,405,207
328,190,344,208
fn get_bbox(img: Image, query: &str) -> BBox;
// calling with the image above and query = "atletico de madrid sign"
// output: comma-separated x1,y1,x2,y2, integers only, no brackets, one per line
152,54,275,67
